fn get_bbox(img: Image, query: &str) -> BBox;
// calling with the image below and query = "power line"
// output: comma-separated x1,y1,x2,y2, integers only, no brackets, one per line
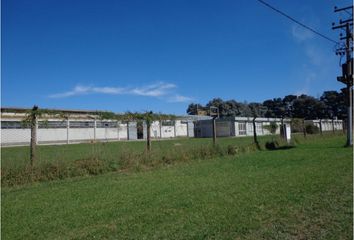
257,0,339,44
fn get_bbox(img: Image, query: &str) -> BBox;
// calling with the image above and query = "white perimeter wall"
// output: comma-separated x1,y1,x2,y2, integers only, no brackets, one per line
161,126,175,138
150,121,161,138
1,129,31,145
149,121,188,138
306,120,343,131
235,121,282,137
38,129,67,143
1,122,130,146
175,120,188,137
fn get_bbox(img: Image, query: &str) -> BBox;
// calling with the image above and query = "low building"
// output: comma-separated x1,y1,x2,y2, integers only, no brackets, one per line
304,119,343,132
0,107,194,146
194,117,290,138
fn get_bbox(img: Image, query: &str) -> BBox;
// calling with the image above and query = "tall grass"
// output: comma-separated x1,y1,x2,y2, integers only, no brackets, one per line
1,133,343,186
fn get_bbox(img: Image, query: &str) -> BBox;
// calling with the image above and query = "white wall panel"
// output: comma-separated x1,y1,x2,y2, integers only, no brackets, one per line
96,128,118,140
150,121,161,138
1,129,31,145
118,124,128,139
69,128,95,141
38,129,67,142
161,126,175,138
175,120,188,137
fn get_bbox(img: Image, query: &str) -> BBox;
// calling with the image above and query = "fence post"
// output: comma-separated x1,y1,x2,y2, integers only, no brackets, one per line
127,121,130,140
212,118,217,146
252,117,260,149
319,119,323,135
147,121,151,151
302,119,307,138
159,120,162,139
30,105,38,167
174,120,177,138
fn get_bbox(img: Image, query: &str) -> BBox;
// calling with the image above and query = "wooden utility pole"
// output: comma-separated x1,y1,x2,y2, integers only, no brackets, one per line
30,105,38,167
333,5,353,146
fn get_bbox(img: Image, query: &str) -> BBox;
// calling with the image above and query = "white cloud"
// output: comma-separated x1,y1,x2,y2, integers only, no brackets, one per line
168,94,194,103
130,82,176,97
92,87,124,94
294,72,316,96
291,24,314,42
290,18,336,95
49,82,192,103
49,85,124,98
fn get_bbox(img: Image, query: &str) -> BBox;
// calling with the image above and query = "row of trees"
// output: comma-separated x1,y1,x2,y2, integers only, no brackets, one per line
187,90,347,120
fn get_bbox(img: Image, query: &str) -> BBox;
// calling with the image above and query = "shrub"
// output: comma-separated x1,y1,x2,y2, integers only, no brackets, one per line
265,141,279,150
305,124,319,134
227,145,239,155
263,122,278,134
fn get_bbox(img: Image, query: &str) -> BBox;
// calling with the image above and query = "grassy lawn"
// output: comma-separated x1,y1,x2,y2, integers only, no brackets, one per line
2,135,353,239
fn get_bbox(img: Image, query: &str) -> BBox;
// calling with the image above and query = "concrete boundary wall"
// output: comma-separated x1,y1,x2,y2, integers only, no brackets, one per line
304,119,343,132
1,118,193,146
1,119,131,146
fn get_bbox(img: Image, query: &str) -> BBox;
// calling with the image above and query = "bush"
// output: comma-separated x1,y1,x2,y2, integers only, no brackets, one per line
265,141,279,150
305,124,319,134
263,122,278,134
227,145,239,155
291,118,304,133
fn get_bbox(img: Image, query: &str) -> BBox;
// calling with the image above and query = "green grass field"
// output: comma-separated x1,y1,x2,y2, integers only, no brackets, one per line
1,134,352,239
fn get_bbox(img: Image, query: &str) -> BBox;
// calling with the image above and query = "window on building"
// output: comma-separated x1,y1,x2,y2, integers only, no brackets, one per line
38,121,67,129
1,121,29,129
161,120,175,126
96,121,117,128
256,123,262,131
238,122,246,135
69,121,94,128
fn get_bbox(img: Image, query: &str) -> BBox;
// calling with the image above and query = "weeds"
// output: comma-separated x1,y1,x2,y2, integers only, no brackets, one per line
1,135,304,187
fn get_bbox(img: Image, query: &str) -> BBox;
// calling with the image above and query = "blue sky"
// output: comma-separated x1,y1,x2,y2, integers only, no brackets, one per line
2,0,351,114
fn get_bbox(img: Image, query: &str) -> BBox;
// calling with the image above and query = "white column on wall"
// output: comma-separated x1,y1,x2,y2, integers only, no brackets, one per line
117,120,120,140
94,119,97,141
35,119,39,144
67,118,70,144
174,121,177,138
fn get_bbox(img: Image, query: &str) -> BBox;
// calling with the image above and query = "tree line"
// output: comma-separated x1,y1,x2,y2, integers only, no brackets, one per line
186,90,347,120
